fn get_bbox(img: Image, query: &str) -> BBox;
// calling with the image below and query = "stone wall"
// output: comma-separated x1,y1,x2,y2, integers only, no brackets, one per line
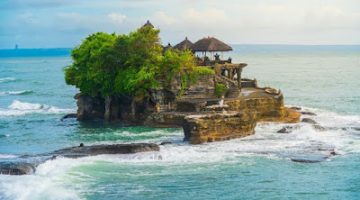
224,91,300,123
144,112,188,128
183,111,257,144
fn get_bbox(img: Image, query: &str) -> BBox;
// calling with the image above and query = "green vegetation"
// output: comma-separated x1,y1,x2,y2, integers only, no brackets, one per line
65,25,213,99
215,83,228,98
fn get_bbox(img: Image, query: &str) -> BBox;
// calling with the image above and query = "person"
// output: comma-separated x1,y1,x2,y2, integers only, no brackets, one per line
215,53,220,61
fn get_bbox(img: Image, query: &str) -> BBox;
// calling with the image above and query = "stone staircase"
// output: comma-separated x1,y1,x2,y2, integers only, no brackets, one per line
215,75,240,98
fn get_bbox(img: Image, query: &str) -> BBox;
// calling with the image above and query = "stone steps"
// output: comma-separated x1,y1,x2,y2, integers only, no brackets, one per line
226,87,240,98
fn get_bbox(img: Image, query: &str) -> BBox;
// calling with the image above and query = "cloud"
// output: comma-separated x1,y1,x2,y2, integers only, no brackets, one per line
183,8,227,24
1,0,360,48
153,11,176,25
108,13,127,24
304,6,360,30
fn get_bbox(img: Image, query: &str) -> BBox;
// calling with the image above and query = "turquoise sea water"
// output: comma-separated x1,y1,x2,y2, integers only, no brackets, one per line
0,45,360,200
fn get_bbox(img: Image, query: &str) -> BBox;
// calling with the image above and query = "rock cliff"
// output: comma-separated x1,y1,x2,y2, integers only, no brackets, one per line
183,111,257,144
73,64,300,144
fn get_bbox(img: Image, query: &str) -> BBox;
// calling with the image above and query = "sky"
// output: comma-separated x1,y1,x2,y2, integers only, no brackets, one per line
0,0,360,48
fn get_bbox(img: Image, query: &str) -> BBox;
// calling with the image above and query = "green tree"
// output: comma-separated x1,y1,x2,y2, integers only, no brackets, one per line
114,26,163,98
64,25,214,100
65,32,117,96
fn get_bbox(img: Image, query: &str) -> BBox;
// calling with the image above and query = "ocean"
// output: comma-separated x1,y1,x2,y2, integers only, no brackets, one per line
0,45,360,200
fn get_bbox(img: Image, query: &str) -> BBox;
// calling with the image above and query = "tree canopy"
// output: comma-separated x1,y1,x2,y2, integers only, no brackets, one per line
65,25,213,98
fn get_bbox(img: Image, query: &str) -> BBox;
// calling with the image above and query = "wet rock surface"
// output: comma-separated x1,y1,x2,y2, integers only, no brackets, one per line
0,162,36,175
289,143,338,163
291,155,329,163
61,113,77,121
290,106,302,111
51,143,160,158
160,141,172,145
300,111,317,116
302,118,318,125
0,143,160,175
277,125,300,134
301,118,327,131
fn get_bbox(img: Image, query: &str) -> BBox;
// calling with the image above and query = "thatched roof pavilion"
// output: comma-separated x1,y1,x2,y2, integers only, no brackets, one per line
173,37,194,51
192,37,232,52
163,43,172,53
142,20,154,28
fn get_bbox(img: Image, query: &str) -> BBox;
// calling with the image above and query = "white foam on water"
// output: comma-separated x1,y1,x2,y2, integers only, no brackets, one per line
0,100,74,116
0,174,81,200
1,107,359,199
0,77,16,83
38,107,360,166
0,90,33,96
0,154,17,159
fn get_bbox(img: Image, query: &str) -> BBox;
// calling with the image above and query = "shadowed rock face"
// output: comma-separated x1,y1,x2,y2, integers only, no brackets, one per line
51,143,160,158
61,113,77,121
0,162,36,175
302,118,318,125
0,143,160,175
291,155,329,163
277,126,298,134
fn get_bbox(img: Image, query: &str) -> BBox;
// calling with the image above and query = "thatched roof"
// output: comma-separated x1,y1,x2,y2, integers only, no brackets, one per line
142,20,154,28
173,37,193,51
163,43,172,52
192,37,232,52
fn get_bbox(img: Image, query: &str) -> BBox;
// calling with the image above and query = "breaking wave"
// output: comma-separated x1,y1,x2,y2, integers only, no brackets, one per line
0,77,16,83
0,100,74,116
1,107,360,199
0,90,33,96
0,154,17,159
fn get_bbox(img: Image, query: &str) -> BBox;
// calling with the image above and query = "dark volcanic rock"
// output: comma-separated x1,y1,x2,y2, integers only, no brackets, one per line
0,162,36,175
290,106,302,111
2,143,160,176
51,143,160,158
291,155,329,163
352,127,360,131
61,113,77,121
313,124,326,131
277,126,299,134
301,118,318,125
160,141,172,145
300,111,317,116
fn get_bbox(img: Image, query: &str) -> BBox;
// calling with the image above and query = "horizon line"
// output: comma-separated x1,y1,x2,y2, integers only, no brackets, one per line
1,43,360,50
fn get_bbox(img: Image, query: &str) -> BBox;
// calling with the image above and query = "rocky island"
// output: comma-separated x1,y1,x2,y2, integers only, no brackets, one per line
0,21,312,176
68,21,300,144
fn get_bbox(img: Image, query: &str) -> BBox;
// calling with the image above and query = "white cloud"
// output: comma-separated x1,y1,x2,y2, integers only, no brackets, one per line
149,1,360,45
304,6,360,30
2,0,360,48
108,13,127,24
183,8,227,23
153,11,177,25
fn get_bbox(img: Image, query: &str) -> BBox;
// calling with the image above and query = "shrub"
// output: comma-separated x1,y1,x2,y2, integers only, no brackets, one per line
215,83,228,98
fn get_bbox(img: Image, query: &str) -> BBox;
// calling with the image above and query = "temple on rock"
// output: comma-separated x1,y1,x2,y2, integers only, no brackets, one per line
75,21,301,144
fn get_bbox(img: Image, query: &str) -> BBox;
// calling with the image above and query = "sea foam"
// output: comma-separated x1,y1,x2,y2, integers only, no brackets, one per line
0,90,33,96
0,77,16,83
0,100,74,116
1,107,360,200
